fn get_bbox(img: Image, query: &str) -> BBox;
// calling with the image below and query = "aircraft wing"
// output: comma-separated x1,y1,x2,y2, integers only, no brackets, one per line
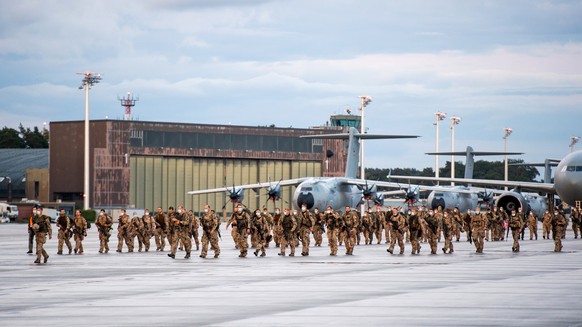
388,175,556,193
342,180,478,194
187,178,309,195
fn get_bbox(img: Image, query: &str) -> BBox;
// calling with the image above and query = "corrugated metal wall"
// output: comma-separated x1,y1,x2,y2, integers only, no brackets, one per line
130,156,321,216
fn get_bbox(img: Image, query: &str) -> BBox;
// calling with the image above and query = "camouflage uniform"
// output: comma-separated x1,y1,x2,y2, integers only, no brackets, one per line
262,210,274,248
154,210,168,251
471,211,487,253
251,212,268,256
279,211,297,256
32,213,52,263
424,211,439,254
312,210,325,247
56,213,72,255
72,213,87,254
452,209,463,242
117,213,134,252
517,209,526,240
200,209,220,258
169,210,192,259
509,212,523,252
387,210,406,254
361,210,374,245
131,214,146,252
272,210,283,247
141,212,155,252
383,209,393,244
463,211,472,242
491,208,503,241
298,209,315,256
441,211,454,254
552,211,567,252
189,212,200,251
408,212,423,254
527,212,538,240
570,208,580,239
542,211,552,239
95,212,113,253
229,209,250,257
372,209,384,244
341,209,359,255
324,209,340,255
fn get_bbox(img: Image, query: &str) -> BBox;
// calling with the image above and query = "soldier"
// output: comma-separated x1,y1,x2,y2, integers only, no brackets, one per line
226,207,240,249
542,209,552,239
424,209,439,254
463,209,473,242
435,207,443,242
154,207,168,251
571,207,580,239
361,208,374,245
491,206,502,241
552,209,567,252
298,204,315,256
117,209,133,252
484,207,492,241
55,209,72,255
341,205,359,255
272,208,283,247
251,209,268,257
168,205,192,259
324,206,340,255
442,210,455,254
141,209,155,252
166,207,176,247
404,209,412,243
383,207,393,244
279,208,297,256
199,204,220,258
452,207,463,242
227,204,250,257
131,211,146,252
27,206,38,254
372,207,384,244
409,208,423,254
471,207,487,253
509,209,524,252
527,211,538,240
418,207,429,243
499,207,509,241
312,208,325,247
95,209,113,254
188,209,200,251
387,208,406,255
517,207,526,240
262,207,274,248
32,207,52,264
72,210,87,254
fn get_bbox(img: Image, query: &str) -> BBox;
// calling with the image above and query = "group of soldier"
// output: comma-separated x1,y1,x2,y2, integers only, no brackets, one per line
27,201,577,264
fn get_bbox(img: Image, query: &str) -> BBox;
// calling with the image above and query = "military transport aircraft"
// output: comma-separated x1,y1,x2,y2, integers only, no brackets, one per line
389,149,582,213
393,146,524,214
187,127,419,211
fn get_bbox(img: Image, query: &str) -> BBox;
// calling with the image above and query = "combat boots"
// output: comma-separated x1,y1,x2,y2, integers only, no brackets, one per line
167,253,175,259
44,255,49,263
184,252,190,259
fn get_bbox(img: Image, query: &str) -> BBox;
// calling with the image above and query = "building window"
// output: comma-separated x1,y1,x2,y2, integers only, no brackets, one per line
34,181,39,199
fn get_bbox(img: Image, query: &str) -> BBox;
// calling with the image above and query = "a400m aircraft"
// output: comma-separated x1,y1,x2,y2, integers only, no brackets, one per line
187,127,419,211
390,149,582,212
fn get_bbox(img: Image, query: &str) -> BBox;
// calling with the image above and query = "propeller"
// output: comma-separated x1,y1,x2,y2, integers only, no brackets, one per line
404,185,420,205
222,185,245,209
357,180,378,201
479,189,494,205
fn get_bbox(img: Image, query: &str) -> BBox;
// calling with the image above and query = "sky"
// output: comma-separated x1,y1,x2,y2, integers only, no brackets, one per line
1,0,581,177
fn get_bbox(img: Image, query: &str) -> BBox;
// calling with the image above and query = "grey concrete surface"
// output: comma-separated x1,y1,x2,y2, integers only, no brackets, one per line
0,223,581,326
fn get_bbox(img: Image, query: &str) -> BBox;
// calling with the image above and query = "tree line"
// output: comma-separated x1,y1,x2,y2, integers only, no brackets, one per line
0,124,49,148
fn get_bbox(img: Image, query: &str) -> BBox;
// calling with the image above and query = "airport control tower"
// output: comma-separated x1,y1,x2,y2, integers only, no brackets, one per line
329,114,361,132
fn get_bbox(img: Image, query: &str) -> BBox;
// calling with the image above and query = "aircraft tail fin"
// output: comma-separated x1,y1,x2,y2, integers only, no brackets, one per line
301,127,418,178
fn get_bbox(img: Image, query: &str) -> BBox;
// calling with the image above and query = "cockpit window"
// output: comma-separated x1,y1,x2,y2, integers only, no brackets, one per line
434,193,444,197
301,187,313,192
564,166,582,172
577,166,582,172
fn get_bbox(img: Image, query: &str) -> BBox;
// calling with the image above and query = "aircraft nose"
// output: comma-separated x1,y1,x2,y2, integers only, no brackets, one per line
297,192,315,210
431,197,445,210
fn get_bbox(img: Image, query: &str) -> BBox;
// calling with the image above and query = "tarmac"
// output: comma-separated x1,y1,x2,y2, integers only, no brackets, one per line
0,223,581,326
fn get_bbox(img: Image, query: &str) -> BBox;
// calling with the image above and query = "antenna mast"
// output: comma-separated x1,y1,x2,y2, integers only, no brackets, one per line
118,92,138,120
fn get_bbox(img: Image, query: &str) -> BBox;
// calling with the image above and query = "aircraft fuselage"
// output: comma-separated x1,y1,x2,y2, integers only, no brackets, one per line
293,178,362,211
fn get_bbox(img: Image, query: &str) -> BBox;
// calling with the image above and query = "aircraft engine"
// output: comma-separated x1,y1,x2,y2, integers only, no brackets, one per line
372,192,385,206
226,186,245,204
495,191,527,213
267,183,281,202
358,182,378,201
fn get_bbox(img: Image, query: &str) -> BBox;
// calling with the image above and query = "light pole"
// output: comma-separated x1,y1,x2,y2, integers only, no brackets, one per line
0,176,12,203
78,72,101,210
434,112,447,181
503,127,513,191
358,95,372,180
450,116,461,186
570,136,580,152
